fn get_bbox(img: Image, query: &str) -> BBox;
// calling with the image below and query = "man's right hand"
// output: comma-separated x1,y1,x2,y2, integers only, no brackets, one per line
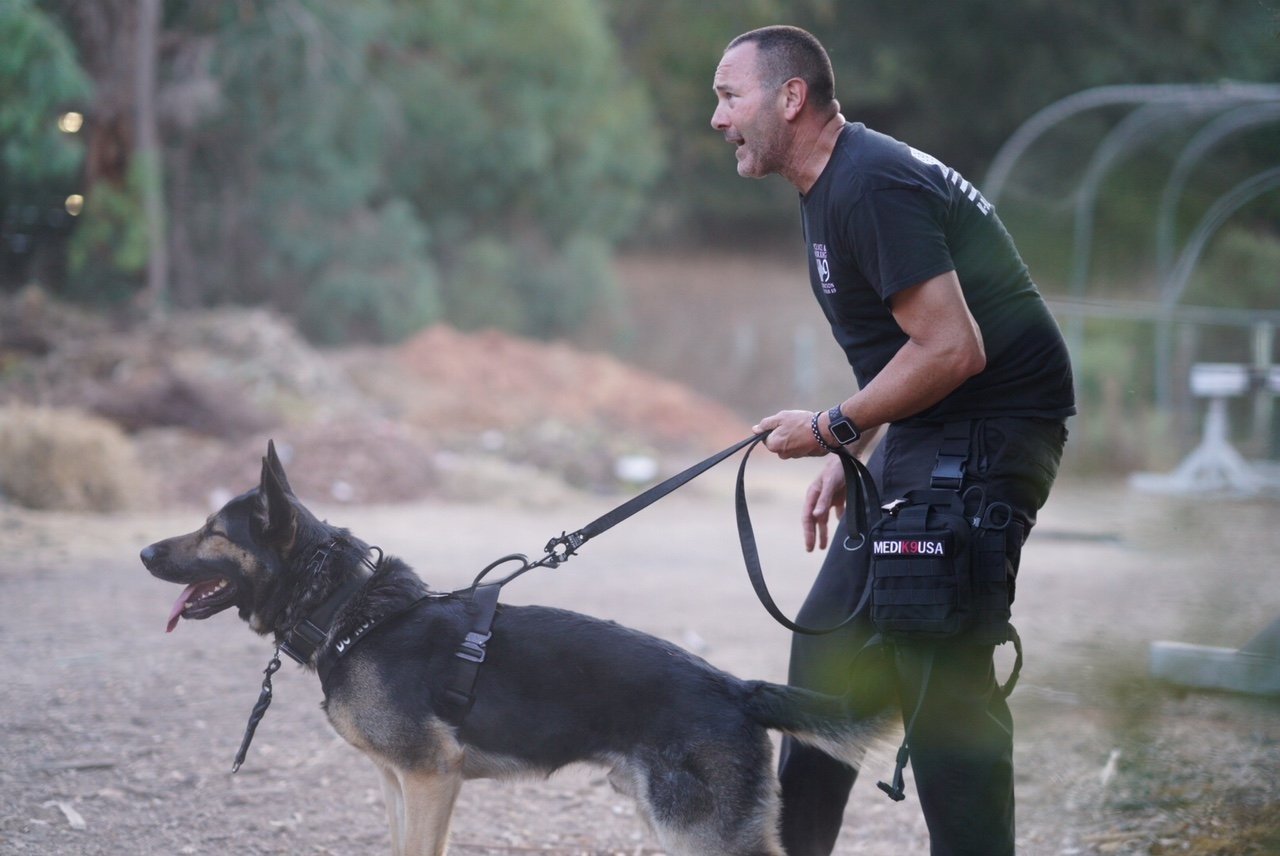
803,455,847,552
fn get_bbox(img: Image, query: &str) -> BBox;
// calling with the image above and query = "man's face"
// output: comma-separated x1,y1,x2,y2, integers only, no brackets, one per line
711,42,789,179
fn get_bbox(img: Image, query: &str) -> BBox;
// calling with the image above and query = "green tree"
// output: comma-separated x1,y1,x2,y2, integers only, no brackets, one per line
373,0,663,337
156,0,440,342
0,0,89,288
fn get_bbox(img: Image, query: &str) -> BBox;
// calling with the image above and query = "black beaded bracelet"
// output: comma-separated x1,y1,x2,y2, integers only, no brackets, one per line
810,410,839,454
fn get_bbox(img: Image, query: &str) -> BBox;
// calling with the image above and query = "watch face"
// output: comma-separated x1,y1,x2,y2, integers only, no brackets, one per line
828,407,859,445
830,421,858,444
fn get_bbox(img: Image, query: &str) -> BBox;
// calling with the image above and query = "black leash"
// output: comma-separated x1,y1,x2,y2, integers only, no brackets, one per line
232,649,282,773
539,432,768,567
463,432,877,636
735,436,880,635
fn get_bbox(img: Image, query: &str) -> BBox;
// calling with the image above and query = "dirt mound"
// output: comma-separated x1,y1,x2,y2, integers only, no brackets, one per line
395,325,749,451
0,291,751,509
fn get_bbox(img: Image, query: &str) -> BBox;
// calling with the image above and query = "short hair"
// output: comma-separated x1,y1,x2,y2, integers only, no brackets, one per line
727,26,835,110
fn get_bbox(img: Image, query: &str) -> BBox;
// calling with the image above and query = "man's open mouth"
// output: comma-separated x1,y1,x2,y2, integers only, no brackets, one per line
166,578,238,632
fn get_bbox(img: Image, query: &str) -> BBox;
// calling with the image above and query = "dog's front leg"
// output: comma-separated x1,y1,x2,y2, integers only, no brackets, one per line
375,763,407,855
397,767,463,856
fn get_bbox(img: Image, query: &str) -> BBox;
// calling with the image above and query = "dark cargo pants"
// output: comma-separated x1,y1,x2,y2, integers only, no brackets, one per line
778,416,1067,856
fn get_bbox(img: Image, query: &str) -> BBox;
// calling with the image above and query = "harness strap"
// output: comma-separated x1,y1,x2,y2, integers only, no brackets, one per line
280,575,367,666
441,582,503,722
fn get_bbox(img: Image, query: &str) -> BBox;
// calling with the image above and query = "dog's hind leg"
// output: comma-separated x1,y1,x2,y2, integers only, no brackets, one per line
397,767,463,856
629,737,786,856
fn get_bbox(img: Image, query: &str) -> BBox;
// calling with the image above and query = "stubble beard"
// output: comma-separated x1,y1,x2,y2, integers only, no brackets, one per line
738,114,788,180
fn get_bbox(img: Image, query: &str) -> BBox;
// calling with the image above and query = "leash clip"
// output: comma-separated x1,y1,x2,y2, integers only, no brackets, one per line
542,531,585,567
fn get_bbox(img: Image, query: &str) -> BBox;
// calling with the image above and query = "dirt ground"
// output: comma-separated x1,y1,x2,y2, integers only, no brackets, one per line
2,458,1278,855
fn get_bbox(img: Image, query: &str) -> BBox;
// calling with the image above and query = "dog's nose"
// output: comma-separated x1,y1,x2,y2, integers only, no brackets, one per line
140,544,157,566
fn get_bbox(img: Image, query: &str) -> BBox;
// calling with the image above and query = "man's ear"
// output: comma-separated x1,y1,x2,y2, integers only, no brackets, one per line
265,439,295,496
258,452,296,543
781,76,807,120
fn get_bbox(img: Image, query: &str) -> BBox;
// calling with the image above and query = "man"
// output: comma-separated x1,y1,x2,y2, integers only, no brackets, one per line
711,25,1074,856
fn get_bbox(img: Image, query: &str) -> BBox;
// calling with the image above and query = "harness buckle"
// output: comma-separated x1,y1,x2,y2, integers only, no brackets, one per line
456,630,492,663
280,619,326,664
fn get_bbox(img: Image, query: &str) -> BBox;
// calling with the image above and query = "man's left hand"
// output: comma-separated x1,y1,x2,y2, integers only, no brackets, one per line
752,409,824,458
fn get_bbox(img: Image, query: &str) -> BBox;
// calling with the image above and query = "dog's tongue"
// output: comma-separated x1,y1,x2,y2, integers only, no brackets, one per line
166,584,201,633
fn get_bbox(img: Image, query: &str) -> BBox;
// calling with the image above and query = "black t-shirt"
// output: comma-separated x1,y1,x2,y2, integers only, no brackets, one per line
800,123,1076,422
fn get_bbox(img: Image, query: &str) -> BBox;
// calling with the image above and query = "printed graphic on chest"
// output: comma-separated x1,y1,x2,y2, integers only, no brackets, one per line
812,243,836,294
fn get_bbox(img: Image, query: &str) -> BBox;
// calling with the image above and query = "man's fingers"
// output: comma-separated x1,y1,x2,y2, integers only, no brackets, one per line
803,477,832,552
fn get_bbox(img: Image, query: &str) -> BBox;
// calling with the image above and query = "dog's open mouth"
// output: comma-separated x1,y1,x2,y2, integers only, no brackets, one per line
166,578,238,632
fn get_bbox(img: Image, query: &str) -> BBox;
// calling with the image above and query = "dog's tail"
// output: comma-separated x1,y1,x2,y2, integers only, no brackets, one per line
742,681,894,768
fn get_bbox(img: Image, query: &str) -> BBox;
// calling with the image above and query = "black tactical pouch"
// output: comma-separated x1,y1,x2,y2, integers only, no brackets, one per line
869,488,973,640
869,485,1015,645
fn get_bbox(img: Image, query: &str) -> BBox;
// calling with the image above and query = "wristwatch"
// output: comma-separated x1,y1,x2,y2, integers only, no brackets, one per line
826,405,861,446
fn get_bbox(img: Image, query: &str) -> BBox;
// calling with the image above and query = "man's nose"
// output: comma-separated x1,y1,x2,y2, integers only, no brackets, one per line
710,104,728,131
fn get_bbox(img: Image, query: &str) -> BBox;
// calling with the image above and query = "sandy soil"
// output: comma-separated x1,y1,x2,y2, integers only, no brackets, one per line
2,459,1278,855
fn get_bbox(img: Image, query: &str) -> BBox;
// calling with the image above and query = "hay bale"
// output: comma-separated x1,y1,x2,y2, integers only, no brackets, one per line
0,406,143,512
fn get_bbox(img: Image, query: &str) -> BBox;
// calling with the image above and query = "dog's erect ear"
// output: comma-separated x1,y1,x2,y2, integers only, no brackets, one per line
265,439,295,496
258,448,296,543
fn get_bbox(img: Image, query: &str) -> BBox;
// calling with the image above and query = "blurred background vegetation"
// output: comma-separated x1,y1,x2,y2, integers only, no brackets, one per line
2,0,1279,476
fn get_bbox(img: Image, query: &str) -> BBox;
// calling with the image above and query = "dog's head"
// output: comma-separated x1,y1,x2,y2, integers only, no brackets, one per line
140,440,351,637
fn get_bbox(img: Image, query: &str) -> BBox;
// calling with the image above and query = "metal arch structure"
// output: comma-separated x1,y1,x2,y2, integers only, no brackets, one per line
1066,99,1224,304
1154,103,1280,275
1151,166,1280,406
982,81,1280,205
1159,166,1280,312
982,82,1280,411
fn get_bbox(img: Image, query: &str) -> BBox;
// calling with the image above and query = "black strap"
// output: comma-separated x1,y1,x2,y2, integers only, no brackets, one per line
232,648,283,772
441,582,503,721
870,626,1023,802
735,437,882,635
555,433,765,556
878,644,935,802
999,624,1024,698
279,574,367,666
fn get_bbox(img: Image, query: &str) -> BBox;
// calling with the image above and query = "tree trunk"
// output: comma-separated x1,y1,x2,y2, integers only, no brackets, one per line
134,0,167,316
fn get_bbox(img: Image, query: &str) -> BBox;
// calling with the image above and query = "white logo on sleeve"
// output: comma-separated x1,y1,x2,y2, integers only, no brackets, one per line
909,147,993,216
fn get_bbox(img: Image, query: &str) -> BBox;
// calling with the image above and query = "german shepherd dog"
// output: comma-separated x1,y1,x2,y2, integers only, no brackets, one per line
141,442,890,856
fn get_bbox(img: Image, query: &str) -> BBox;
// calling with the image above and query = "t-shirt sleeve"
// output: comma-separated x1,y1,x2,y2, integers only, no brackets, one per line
846,187,956,303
